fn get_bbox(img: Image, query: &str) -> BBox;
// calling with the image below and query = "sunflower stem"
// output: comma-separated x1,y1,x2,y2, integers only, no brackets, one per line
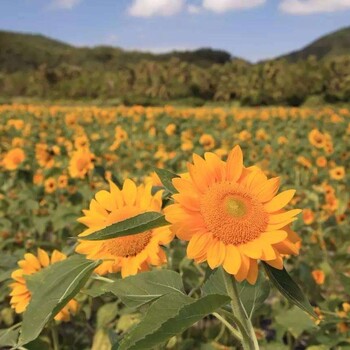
221,267,260,350
50,321,60,350
212,312,242,342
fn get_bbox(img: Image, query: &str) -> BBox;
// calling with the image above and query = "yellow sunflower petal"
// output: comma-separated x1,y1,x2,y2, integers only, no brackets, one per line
268,209,302,224
207,239,226,269
255,177,280,203
187,232,212,259
37,248,50,267
226,145,243,181
223,244,241,275
24,253,41,271
264,190,296,213
246,260,259,285
95,190,115,212
240,241,263,259
265,254,284,269
235,253,250,282
51,250,66,264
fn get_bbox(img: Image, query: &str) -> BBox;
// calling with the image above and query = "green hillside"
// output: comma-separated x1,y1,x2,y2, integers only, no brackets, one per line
0,30,232,73
279,26,350,61
1,28,350,106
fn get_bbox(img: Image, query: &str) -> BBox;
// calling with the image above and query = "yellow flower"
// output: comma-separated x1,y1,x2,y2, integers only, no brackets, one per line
57,174,69,189
165,146,301,284
329,166,345,180
199,134,215,151
74,135,90,150
68,149,95,179
316,156,327,168
308,129,326,149
75,179,173,277
165,123,176,136
9,249,78,321
312,269,325,285
302,209,315,225
2,148,25,170
44,177,57,193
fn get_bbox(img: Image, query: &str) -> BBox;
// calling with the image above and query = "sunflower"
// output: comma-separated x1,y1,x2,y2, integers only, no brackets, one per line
312,269,325,285
75,179,173,277
308,129,325,149
199,134,215,151
1,148,25,170
68,149,95,179
9,249,78,321
329,166,345,180
165,145,301,284
44,177,57,194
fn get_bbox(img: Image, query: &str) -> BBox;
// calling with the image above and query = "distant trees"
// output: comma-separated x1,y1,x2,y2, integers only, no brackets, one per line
1,54,350,105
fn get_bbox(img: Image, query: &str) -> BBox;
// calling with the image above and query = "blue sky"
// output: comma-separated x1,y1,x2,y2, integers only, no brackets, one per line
1,0,350,61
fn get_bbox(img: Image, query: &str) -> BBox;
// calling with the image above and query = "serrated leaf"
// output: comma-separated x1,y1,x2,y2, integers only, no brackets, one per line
275,306,316,337
202,269,226,296
202,268,270,319
119,293,230,350
154,168,179,194
0,325,20,347
81,212,169,241
18,255,102,346
238,273,270,319
105,270,185,308
263,262,317,319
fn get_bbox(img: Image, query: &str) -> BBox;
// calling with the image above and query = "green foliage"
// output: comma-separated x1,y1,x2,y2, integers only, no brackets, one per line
154,168,179,194
104,269,185,308
2,28,350,105
81,212,169,241
118,293,230,350
263,263,317,319
18,255,102,346
203,269,270,319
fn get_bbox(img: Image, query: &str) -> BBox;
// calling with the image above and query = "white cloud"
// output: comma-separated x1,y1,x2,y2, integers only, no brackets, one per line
280,0,350,14
187,4,202,13
128,0,184,17
202,0,266,13
51,0,82,10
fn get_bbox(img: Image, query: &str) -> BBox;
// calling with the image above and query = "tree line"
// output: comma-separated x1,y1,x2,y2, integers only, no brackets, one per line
1,55,349,106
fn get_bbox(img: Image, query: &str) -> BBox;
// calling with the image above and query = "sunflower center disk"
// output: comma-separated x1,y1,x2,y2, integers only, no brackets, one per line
225,197,247,217
103,232,152,257
200,182,269,246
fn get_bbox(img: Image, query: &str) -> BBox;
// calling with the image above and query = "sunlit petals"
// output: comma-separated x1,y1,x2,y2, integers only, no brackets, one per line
264,190,296,213
226,145,243,181
223,245,241,275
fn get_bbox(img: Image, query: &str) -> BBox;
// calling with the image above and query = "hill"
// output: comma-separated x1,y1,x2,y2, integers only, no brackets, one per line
279,26,350,62
0,30,233,73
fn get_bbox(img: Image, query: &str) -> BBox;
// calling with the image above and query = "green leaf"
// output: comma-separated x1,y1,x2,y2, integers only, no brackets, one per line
202,268,270,319
238,273,270,319
263,262,317,319
0,325,20,347
18,255,102,346
96,302,119,328
154,168,179,194
340,274,350,294
119,293,230,350
202,269,226,296
105,269,185,308
81,212,169,241
275,306,316,338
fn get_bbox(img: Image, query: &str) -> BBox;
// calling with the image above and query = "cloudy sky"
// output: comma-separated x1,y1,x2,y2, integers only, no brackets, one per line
2,0,350,61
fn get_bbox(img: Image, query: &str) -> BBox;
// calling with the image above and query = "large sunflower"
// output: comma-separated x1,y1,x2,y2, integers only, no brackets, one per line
9,249,78,321
75,179,173,277
165,146,301,284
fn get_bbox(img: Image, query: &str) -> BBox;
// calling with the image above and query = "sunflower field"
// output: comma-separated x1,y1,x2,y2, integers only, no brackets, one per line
0,104,349,350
